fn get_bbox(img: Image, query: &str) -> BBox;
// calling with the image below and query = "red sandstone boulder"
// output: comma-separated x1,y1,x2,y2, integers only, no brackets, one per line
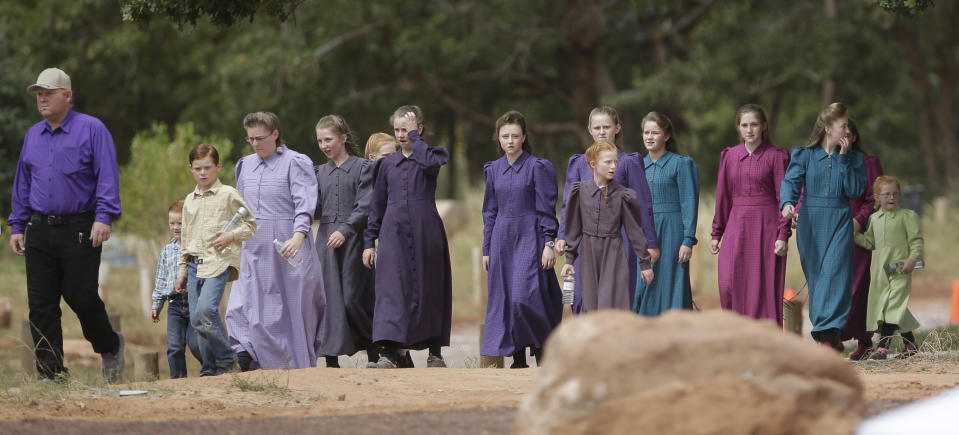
517,310,864,435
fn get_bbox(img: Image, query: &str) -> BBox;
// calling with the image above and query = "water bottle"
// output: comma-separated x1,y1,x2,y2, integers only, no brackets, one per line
273,238,303,268
886,262,902,274
218,207,248,254
887,259,924,274
562,275,575,305
220,207,249,232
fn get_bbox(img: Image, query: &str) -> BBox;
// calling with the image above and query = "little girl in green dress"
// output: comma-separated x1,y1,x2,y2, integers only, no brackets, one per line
854,175,923,360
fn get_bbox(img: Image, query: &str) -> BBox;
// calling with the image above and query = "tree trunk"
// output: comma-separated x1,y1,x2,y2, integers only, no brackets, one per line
820,0,836,107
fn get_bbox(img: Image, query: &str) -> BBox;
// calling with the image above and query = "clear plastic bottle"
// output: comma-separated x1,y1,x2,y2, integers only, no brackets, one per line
218,207,248,254
887,259,924,274
273,238,303,268
562,275,575,305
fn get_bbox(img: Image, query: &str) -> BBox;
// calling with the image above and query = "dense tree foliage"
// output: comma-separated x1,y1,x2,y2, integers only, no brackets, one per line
1,0,955,229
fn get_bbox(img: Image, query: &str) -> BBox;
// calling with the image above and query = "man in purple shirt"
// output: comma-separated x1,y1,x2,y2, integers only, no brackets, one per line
7,68,125,383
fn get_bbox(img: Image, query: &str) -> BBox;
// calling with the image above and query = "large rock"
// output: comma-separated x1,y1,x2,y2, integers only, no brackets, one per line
517,310,864,435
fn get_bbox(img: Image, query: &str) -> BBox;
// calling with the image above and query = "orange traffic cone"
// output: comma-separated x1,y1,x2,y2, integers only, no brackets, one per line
951,280,959,325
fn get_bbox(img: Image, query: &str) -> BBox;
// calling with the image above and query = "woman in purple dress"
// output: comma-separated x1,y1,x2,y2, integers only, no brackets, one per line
557,107,659,314
843,119,883,360
709,104,791,325
363,106,452,369
225,112,326,370
481,111,562,368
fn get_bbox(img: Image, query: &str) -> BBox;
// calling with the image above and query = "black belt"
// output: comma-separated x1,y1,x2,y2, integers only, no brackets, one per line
31,211,95,227
168,293,187,301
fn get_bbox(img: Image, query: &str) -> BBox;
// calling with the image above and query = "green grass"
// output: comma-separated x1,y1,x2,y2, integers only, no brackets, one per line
228,372,291,397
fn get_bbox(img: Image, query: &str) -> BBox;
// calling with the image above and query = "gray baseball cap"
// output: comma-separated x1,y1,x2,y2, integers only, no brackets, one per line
27,68,72,92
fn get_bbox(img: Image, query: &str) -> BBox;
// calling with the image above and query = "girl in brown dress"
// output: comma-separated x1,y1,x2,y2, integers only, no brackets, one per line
561,141,653,312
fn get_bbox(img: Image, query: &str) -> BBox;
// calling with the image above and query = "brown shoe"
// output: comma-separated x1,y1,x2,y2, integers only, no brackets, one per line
849,342,873,361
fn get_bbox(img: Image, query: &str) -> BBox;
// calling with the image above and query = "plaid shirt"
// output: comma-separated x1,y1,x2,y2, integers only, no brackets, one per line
151,237,180,312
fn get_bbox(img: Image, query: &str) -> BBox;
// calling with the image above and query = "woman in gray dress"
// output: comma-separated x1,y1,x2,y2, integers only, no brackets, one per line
314,114,376,367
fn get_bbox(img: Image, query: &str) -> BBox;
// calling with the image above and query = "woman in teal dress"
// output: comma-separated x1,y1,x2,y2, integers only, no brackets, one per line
634,112,699,315
781,103,866,350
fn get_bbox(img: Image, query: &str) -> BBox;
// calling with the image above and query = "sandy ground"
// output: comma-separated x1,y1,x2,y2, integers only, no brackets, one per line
0,360,958,433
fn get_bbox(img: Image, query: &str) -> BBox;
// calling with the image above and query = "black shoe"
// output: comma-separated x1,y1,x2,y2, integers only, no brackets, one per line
237,351,253,372
101,332,125,383
213,359,238,376
325,356,340,368
532,347,543,366
398,352,415,368
510,350,528,369
426,354,447,368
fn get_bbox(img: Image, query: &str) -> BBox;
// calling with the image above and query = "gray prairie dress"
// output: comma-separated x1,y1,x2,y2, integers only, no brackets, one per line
564,180,651,312
314,155,375,357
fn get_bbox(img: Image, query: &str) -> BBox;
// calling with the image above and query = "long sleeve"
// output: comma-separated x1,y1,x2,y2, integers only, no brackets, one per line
563,182,584,264
226,187,257,243
624,153,658,248
772,148,793,241
90,121,123,226
711,148,732,240
677,156,700,247
854,217,875,250
289,154,318,236
837,150,867,199
177,193,193,281
151,242,177,312
533,159,559,245
622,188,652,270
406,130,448,175
558,154,583,241
338,159,373,239
905,210,923,261
853,157,883,229
7,140,32,234
364,159,388,249
481,162,498,256
780,147,807,210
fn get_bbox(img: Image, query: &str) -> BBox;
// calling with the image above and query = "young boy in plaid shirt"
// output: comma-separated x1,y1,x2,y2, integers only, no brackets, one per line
151,200,200,378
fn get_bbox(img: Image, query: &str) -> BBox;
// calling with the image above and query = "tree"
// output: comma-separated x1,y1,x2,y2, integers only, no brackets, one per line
120,0,304,27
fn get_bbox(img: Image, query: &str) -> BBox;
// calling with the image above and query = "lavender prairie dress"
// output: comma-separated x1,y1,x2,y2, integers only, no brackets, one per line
226,146,326,370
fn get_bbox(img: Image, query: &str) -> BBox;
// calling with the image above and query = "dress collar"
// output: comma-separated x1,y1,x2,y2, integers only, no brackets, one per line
324,155,358,175
501,151,531,174
644,151,674,169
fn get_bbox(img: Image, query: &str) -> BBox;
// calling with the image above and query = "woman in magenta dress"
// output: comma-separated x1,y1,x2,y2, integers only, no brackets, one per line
842,119,884,360
481,111,562,368
709,104,791,325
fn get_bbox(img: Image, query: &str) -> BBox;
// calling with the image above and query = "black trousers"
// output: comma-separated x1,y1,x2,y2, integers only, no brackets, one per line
25,214,119,378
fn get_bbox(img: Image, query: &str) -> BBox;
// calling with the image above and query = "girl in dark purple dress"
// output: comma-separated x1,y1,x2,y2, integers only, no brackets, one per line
363,106,452,369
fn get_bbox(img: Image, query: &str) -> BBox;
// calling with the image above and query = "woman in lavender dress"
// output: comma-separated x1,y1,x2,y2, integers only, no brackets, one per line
481,111,562,368
226,112,325,370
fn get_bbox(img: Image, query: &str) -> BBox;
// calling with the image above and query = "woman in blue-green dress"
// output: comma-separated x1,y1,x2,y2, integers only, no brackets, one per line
634,112,699,315
780,102,866,350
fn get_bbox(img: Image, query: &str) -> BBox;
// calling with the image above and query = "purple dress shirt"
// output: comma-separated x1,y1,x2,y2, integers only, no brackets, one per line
8,110,121,233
